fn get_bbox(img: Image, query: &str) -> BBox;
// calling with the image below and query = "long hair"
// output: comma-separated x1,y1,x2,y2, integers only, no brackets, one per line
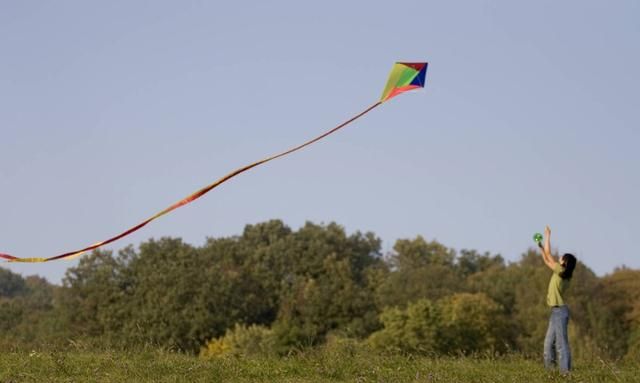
560,253,577,280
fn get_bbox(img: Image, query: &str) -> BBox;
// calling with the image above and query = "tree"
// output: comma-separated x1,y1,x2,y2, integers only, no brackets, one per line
369,293,508,355
59,249,128,340
375,236,461,308
0,267,28,298
368,298,441,354
594,267,640,359
271,222,383,351
438,293,508,354
119,236,271,352
0,268,61,348
456,249,504,278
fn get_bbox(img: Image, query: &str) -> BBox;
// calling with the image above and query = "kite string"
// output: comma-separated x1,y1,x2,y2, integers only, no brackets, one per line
1,101,382,263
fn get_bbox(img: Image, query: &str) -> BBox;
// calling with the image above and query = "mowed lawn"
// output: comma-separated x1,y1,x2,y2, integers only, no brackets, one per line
1,349,637,383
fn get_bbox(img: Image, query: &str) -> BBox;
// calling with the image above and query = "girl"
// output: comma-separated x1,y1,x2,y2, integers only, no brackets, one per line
539,225,577,374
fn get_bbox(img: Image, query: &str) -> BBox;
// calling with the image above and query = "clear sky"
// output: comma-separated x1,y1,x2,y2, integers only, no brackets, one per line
1,1,639,284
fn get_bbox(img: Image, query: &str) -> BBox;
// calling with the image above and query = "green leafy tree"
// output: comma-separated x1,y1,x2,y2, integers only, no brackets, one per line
271,222,382,351
438,292,507,354
375,236,461,308
59,249,128,341
120,236,274,352
594,268,640,359
368,298,441,354
0,269,61,348
506,251,557,355
369,293,507,355
456,249,505,278
0,267,28,298
0,268,28,335
33,219,639,359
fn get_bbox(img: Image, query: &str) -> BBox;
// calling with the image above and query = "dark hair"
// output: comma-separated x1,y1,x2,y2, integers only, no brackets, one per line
560,253,577,280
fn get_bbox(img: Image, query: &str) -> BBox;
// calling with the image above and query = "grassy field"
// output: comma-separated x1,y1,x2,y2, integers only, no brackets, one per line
1,348,637,382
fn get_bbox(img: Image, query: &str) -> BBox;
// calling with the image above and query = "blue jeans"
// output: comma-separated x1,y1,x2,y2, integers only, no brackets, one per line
544,305,571,373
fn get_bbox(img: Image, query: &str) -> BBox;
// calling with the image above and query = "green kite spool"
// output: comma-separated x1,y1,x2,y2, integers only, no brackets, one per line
533,232,543,246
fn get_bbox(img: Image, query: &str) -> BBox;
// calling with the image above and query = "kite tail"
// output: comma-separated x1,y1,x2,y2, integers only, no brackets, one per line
1,101,382,263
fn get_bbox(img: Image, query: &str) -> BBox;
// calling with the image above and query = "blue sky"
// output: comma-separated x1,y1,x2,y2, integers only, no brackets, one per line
1,1,639,284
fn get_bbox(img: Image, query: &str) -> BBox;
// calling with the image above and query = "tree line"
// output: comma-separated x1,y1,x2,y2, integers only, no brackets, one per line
1,220,638,360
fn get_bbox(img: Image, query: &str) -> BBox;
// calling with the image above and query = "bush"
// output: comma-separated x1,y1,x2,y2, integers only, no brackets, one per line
438,292,508,354
200,324,275,358
322,334,365,357
367,299,441,354
367,293,508,355
625,327,640,361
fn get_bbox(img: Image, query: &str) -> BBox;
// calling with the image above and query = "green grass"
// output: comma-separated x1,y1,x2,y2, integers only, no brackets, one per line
1,349,638,382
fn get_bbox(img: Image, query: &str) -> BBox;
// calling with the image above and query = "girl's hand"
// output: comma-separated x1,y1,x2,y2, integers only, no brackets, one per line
541,225,556,270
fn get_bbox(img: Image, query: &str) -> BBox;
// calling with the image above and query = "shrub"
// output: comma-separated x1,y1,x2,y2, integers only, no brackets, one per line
367,299,441,354
200,324,275,358
367,293,508,355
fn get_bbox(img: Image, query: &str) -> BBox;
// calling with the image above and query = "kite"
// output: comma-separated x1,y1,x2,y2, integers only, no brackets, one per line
0,62,428,263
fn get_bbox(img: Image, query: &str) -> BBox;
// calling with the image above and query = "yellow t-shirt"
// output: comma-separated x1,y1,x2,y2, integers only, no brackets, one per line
547,263,569,307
